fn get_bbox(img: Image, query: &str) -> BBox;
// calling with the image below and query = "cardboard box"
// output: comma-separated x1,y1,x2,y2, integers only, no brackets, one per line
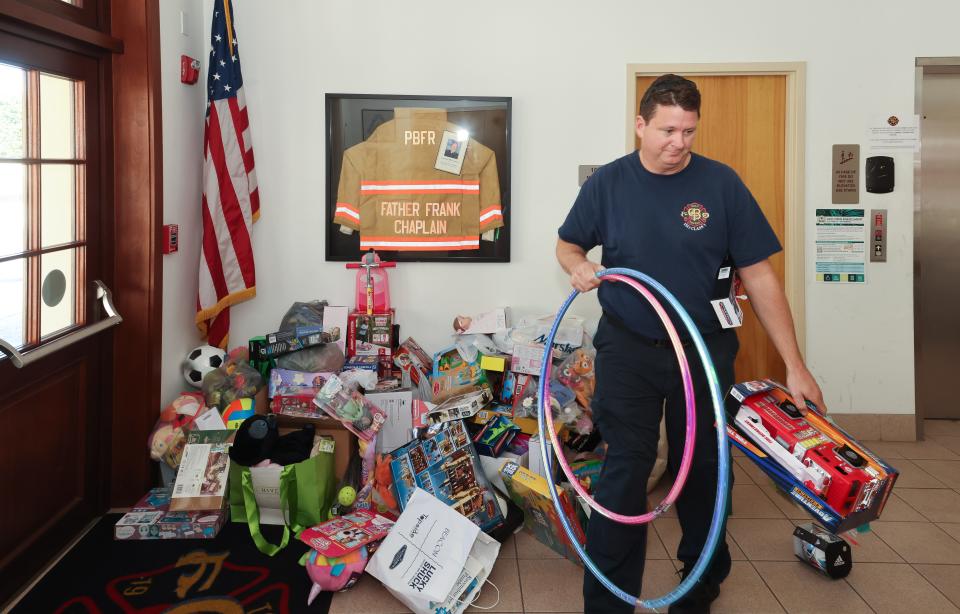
455,307,510,335
115,487,226,540
390,419,505,533
343,355,379,371
500,462,585,564
272,413,355,481
347,310,394,357
473,406,540,436
426,386,493,426
431,345,487,404
250,326,332,360
169,443,231,511
480,354,510,372
394,337,433,389
510,342,546,376
366,388,415,453
527,434,554,480
268,368,334,398
323,305,349,357
726,379,898,533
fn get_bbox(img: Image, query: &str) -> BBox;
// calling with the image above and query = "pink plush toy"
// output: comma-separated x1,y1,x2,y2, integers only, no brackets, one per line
303,546,369,604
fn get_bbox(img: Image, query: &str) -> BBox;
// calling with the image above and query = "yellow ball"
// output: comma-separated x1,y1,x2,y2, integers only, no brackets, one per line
338,486,357,507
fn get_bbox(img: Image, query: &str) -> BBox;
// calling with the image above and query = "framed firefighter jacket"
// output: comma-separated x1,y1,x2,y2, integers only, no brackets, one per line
325,95,511,263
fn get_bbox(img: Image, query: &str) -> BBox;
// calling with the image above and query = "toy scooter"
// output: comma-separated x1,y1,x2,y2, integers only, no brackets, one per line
346,250,395,314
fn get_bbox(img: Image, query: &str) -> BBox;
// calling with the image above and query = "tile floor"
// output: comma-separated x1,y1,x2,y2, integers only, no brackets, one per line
331,420,960,613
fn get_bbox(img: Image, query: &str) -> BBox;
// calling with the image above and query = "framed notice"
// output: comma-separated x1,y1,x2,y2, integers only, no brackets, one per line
325,94,512,263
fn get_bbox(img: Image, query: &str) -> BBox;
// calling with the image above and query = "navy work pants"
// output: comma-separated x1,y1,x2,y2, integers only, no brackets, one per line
583,315,738,613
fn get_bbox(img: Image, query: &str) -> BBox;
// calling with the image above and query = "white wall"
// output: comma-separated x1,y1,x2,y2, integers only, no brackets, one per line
159,0,958,413
158,0,208,403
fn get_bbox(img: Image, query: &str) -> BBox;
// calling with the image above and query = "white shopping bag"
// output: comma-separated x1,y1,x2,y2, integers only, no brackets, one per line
248,464,286,525
367,488,500,614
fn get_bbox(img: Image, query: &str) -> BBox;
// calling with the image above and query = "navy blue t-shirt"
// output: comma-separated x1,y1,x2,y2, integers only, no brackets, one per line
558,151,782,338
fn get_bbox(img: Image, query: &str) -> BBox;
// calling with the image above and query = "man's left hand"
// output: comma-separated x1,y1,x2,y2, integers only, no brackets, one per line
787,366,828,414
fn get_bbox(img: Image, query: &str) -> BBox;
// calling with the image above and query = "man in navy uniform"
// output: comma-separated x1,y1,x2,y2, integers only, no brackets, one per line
556,74,826,613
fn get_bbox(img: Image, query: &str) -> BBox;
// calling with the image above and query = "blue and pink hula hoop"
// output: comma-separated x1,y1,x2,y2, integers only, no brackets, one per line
537,267,731,611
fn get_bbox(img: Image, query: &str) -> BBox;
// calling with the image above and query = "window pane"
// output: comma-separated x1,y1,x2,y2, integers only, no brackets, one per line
40,248,76,338
41,164,76,247
0,63,25,158
0,164,26,256
0,258,26,348
40,73,76,159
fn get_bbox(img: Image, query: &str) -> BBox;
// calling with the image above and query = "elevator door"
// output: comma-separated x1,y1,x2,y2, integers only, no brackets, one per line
917,67,960,419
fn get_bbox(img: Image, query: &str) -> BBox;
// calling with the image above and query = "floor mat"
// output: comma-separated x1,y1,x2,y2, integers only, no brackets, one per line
10,513,332,613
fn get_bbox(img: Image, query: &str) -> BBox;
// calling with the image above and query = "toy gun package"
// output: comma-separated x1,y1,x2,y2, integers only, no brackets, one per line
725,379,899,533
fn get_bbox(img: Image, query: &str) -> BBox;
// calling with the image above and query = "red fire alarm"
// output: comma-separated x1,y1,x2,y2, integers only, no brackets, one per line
162,224,179,254
180,55,200,85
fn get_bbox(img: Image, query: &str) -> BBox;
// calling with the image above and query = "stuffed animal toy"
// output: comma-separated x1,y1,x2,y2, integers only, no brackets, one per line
147,392,204,468
557,348,596,409
303,546,369,603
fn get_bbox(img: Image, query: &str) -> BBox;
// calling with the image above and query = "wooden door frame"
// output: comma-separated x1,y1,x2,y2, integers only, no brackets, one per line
625,62,807,356
109,0,163,506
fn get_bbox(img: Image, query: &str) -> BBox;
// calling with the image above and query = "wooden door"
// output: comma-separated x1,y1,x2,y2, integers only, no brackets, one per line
636,74,787,384
0,29,109,604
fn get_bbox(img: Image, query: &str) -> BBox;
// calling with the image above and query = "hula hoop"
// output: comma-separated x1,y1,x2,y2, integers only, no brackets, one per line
537,267,731,611
541,273,697,524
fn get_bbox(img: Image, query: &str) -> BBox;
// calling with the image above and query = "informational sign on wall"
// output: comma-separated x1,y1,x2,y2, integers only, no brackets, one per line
832,144,860,204
578,165,602,186
815,209,866,283
866,114,919,152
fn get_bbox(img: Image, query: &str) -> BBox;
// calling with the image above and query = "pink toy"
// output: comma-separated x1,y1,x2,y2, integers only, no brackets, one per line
346,250,394,314
304,546,369,603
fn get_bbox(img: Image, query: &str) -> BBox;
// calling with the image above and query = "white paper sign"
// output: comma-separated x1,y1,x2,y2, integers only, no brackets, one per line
866,114,919,152
815,209,866,283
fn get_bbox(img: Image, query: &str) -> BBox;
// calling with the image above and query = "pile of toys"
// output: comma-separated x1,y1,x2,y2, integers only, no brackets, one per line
127,249,903,608
130,249,611,607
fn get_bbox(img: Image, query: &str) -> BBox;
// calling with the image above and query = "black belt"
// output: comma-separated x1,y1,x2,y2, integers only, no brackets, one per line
602,312,717,348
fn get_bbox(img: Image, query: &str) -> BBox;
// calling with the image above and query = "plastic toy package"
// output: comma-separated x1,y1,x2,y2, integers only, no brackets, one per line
202,351,264,412
726,379,899,532
147,392,205,469
313,375,387,441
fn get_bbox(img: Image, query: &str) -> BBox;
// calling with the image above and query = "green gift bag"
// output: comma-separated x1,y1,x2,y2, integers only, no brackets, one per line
228,450,335,556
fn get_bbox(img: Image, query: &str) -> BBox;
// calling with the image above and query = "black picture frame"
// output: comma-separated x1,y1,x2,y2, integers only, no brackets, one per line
325,94,512,263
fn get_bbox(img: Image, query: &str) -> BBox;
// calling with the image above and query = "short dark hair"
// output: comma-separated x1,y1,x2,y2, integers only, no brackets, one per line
638,74,701,121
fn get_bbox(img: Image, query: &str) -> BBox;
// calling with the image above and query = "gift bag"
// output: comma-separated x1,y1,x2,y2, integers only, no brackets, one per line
228,449,335,555
367,488,500,614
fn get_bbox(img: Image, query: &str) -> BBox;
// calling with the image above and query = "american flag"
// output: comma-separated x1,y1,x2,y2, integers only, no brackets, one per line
195,0,259,348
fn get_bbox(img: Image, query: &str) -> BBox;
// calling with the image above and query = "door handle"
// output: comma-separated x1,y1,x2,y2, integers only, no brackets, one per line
0,280,124,368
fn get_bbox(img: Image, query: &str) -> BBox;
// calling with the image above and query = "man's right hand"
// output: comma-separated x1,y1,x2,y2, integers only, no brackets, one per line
570,260,604,293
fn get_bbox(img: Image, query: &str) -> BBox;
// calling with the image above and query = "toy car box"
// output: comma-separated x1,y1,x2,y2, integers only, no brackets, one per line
114,487,227,540
726,379,899,533
500,461,585,564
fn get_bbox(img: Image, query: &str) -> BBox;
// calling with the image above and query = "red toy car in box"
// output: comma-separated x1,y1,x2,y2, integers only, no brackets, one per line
729,381,895,521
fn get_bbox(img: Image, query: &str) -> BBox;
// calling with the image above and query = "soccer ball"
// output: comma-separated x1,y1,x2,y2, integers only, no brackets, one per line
182,344,227,388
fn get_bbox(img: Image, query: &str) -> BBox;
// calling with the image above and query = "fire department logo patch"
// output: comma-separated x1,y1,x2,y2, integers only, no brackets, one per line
681,202,710,231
